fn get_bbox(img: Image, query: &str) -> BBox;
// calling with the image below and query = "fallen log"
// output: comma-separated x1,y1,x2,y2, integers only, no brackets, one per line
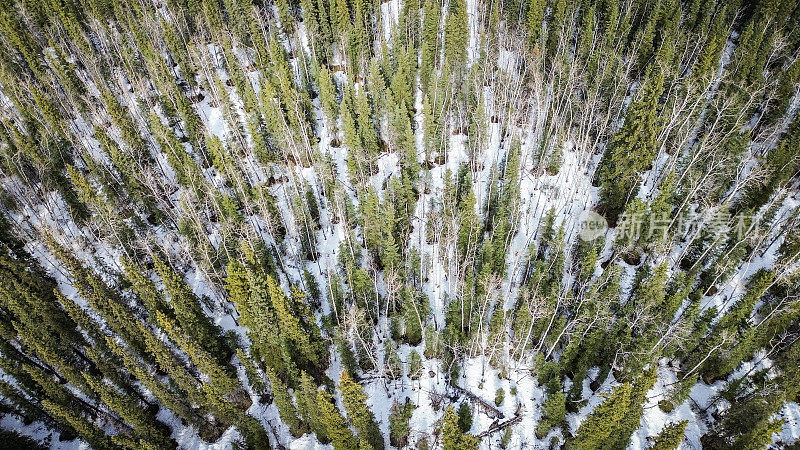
476,414,523,438
451,385,505,419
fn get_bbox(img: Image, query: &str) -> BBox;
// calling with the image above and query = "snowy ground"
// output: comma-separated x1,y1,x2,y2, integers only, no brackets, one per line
4,8,800,450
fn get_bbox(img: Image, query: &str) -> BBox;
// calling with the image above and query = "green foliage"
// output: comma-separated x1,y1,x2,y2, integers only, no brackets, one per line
295,371,330,443
569,383,631,449
318,66,339,127
598,71,664,222
1,1,800,448
494,388,505,406
537,391,566,438
457,402,472,433
389,399,415,448
402,288,425,345
409,350,423,380
444,0,468,72
443,405,478,450
526,0,545,47
500,426,512,448
0,430,46,449
648,421,687,450
154,256,229,361
267,368,303,436
420,0,441,85
317,388,358,450
340,370,383,449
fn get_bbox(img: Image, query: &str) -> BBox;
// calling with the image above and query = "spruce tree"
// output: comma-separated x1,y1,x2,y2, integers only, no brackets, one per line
318,66,340,130
526,0,545,47
570,383,632,449
317,388,358,450
598,70,664,222
444,0,468,72
442,405,478,450
295,371,330,442
339,370,383,449
266,368,304,436
648,421,688,450
153,256,229,361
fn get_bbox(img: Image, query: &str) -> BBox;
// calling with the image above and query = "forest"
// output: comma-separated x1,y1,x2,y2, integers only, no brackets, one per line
0,0,799,448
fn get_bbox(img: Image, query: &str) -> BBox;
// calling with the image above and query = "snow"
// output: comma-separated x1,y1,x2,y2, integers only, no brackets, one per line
380,0,401,42
3,11,800,450
205,105,228,141
459,356,544,448
466,0,480,64
778,402,800,446
565,370,617,436
0,414,88,449
289,434,332,450
701,193,800,316
503,139,603,301
630,362,707,450
171,424,242,450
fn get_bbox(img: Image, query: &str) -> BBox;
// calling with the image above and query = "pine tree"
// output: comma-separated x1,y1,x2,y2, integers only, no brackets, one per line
154,311,240,407
266,368,304,436
121,257,168,317
536,391,566,438
526,0,545,47
442,405,478,450
577,4,596,63
317,388,358,450
648,420,688,450
339,370,383,449
420,0,442,90
389,399,415,448
444,0,468,72
456,183,479,262
402,288,424,345
265,273,325,368
26,366,116,449
457,402,472,432
341,88,360,146
153,256,229,361
354,89,380,158
105,335,199,426
84,374,172,446
699,270,775,380
606,366,659,448
598,70,664,222
545,0,567,61
691,5,729,83
295,371,330,442
318,66,339,130
570,382,632,449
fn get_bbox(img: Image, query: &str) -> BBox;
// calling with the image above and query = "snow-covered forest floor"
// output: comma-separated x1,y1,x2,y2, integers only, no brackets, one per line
1,0,800,449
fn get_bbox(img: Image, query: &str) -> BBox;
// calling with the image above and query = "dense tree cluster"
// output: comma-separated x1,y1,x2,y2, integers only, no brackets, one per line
0,0,798,448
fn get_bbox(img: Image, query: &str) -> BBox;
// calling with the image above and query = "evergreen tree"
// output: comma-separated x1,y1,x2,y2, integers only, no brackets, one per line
598,71,664,222
570,383,632,449
420,0,442,90
266,368,304,436
442,405,478,450
444,0,468,72
526,0,546,47
153,256,229,361
339,370,383,449
317,388,358,450
318,66,339,131
295,371,330,443
389,399,415,448
648,420,688,450
536,391,566,438
0,1,800,448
